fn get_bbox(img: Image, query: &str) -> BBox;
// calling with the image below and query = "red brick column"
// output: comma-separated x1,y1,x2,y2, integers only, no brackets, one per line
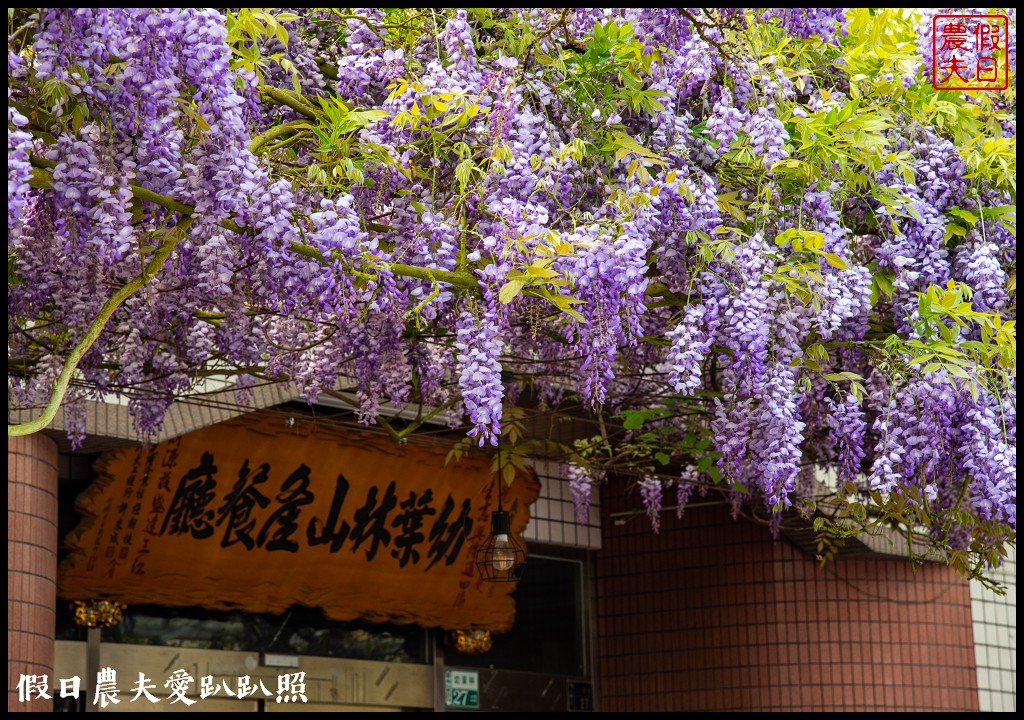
8,435,59,712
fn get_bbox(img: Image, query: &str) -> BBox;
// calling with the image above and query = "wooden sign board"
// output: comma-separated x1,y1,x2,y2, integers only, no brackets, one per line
59,415,539,631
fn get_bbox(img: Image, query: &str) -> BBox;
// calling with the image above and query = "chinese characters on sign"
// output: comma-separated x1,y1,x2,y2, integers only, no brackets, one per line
443,669,480,710
159,452,474,569
932,14,1010,91
60,415,539,632
17,671,307,706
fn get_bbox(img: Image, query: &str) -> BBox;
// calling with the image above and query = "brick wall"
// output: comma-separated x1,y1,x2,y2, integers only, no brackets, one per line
8,435,59,712
596,489,978,712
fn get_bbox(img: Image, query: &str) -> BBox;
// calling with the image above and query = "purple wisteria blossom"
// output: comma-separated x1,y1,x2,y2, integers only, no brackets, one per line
706,88,746,155
6,8,1015,557
824,393,867,482
639,476,664,533
665,304,714,395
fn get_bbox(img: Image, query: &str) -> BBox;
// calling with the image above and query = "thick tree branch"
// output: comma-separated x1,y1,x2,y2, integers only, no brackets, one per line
259,86,323,120
8,215,197,438
13,158,481,437
28,157,476,290
249,119,313,154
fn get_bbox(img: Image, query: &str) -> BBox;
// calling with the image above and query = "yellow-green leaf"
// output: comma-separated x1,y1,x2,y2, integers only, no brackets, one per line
499,280,524,305
822,253,849,270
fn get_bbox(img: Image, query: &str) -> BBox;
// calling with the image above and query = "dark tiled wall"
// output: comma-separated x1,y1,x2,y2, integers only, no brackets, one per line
596,489,978,712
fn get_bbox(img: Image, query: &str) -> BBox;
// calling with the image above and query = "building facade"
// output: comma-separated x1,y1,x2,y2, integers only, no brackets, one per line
7,393,1017,712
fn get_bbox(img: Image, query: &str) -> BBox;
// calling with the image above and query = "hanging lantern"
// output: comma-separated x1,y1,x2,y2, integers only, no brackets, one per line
450,629,493,654
475,444,527,582
72,600,125,629
475,507,527,581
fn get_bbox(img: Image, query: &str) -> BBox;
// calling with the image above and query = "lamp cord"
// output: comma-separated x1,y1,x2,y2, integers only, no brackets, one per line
496,441,504,512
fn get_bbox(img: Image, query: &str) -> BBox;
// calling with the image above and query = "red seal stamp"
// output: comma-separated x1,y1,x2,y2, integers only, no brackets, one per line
932,14,1010,90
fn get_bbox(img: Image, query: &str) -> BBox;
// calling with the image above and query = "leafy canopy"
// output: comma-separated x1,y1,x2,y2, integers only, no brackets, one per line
6,8,1016,586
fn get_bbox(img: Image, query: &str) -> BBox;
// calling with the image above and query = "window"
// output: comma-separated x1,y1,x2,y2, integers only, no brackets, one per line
57,603,428,663
453,555,587,677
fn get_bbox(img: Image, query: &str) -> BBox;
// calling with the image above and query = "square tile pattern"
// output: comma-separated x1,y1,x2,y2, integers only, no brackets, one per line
971,548,1016,713
521,460,602,550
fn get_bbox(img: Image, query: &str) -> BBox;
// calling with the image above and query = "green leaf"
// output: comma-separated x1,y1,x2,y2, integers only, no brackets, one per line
498,280,524,305
822,252,849,270
775,228,800,246
944,363,971,379
949,207,978,225
622,412,645,430
609,130,667,164
560,306,586,323
71,102,89,134
655,451,671,466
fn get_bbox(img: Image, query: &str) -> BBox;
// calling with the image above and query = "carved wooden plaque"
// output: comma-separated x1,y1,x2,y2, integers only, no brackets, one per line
59,414,538,631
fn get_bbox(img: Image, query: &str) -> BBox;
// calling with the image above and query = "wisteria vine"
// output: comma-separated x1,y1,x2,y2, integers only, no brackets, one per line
7,8,1016,578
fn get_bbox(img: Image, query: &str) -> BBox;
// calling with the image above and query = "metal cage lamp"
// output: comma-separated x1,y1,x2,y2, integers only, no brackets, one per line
475,448,526,582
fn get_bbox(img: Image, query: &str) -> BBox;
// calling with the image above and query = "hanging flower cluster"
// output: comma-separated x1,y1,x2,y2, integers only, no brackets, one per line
7,8,1016,568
